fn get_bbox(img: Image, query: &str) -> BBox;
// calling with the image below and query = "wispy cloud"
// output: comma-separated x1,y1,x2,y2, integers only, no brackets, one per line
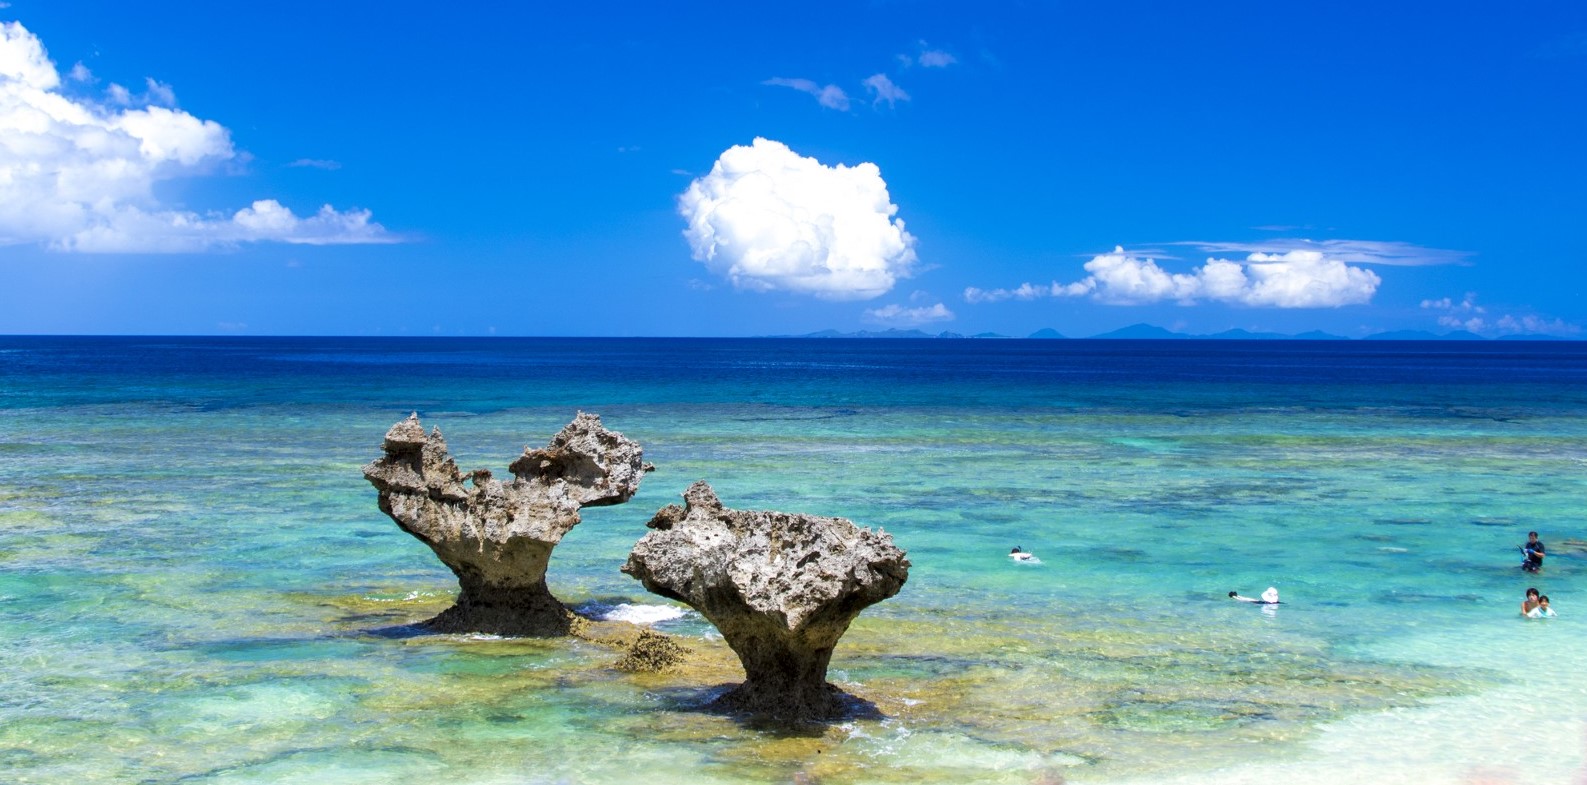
899,41,957,68
863,73,909,108
0,21,394,252
966,246,1380,308
761,77,850,110
288,158,342,170
864,302,953,326
1181,238,1469,266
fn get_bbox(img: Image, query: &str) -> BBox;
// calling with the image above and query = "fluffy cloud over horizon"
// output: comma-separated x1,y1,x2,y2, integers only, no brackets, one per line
965,247,1381,308
0,21,392,253
678,138,918,300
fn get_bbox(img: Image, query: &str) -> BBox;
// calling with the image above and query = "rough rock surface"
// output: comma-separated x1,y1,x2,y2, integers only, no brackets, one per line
363,412,646,636
623,481,910,719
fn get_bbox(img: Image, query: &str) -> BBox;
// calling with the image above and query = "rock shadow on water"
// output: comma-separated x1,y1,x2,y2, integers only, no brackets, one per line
363,622,436,640
644,682,885,735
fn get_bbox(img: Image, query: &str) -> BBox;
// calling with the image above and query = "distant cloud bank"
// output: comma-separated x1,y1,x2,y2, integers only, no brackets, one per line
966,246,1381,308
678,138,917,300
0,21,392,252
1420,293,1579,337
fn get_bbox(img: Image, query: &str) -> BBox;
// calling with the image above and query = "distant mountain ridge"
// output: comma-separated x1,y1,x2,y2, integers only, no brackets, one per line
776,323,1576,340
790,329,1011,339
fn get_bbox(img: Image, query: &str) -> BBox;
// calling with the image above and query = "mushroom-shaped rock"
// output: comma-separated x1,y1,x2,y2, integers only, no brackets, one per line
363,412,645,636
622,481,910,719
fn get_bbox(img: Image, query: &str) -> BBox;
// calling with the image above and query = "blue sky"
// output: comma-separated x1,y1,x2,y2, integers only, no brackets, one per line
1,2,1583,337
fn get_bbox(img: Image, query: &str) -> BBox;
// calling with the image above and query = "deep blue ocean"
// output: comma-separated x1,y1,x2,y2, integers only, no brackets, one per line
3,337,1585,784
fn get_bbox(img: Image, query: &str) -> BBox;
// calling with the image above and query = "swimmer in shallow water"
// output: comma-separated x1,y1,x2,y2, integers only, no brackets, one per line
1229,587,1281,604
1010,546,1036,562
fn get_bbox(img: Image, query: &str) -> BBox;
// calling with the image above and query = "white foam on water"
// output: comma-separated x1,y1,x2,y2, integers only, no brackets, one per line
597,603,687,625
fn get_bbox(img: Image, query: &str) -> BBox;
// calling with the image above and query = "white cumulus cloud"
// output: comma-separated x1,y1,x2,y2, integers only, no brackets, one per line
964,247,1380,308
864,302,953,326
0,21,392,253
678,137,918,300
762,77,850,111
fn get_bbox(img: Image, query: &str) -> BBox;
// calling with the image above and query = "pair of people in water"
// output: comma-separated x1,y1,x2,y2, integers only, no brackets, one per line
1521,587,1556,618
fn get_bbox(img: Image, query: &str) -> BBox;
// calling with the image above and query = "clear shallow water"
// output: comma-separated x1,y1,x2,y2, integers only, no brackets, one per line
2,337,1586,784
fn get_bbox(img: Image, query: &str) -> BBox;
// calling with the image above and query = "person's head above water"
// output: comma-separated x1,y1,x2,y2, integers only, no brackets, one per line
1527,587,1540,599
1540,595,1551,607
1529,531,1540,543
1228,591,1239,598
1011,546,1022,554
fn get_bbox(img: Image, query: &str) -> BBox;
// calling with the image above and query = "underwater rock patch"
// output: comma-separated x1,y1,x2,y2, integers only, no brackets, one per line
363,412,647,636
614,629,694,673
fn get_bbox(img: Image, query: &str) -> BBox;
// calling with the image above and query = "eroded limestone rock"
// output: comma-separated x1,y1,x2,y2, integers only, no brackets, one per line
623,481,910,719
363,412,646,636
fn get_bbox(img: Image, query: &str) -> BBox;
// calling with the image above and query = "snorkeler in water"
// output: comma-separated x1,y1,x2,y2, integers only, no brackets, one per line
1009,546,1036,562
1229,587,1281,604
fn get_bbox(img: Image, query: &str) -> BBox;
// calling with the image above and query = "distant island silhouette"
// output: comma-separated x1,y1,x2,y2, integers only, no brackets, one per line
774,323,1575,341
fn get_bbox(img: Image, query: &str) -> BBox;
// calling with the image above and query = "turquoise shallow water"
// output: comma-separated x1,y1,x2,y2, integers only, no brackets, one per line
3,337,1586,784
